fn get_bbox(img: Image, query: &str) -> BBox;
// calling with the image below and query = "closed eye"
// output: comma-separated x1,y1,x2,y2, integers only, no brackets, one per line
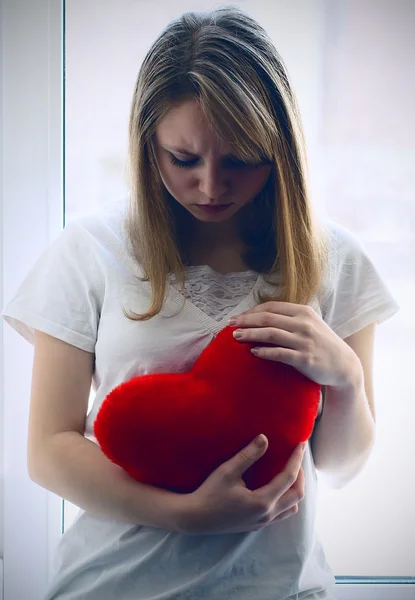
168,153,271,170
169,155,198,169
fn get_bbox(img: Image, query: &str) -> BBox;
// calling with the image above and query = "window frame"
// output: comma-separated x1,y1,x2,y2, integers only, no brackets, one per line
1,0,64,597
0,0,413,598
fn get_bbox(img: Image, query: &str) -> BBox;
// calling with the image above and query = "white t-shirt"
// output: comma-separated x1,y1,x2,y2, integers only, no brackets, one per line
1,197,399,600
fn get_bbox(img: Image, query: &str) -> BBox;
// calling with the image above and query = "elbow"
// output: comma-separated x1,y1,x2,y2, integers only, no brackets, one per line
318,470,357,490
316,443,376,490
311,422,376,490
27,436,54,485
27,447,45,484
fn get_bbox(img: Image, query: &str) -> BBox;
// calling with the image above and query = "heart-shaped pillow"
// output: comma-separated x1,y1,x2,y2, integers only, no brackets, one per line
94,325,321,493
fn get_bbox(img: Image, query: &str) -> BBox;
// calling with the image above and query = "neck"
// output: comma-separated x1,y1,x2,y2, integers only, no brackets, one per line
187,224,249,273
191,217,240,248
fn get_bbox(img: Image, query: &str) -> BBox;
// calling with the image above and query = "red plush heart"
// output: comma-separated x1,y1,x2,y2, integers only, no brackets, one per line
94,325,321,493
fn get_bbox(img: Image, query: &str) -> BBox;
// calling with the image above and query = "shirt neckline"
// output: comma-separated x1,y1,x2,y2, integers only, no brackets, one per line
166,272,264,336
183,264,258,277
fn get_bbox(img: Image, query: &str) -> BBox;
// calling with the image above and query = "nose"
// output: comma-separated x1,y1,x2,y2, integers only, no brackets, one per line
198,162,229,200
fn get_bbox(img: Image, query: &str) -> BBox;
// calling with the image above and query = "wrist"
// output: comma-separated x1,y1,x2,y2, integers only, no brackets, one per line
326,368,365,416
330,350,364,394
173,491,199,534
131,483,196,533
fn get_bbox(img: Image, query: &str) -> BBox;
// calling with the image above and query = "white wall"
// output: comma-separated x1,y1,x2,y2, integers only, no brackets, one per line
1,1,63,598
0,0,4,595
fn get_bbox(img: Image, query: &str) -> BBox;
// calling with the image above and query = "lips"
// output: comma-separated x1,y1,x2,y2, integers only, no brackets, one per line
196,203,233,213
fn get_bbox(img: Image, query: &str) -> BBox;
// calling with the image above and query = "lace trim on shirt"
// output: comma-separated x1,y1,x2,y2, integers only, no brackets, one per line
168,265,258,322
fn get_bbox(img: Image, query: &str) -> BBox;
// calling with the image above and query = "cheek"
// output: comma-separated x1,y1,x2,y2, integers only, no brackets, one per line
158,165,191,197
234,168,271,199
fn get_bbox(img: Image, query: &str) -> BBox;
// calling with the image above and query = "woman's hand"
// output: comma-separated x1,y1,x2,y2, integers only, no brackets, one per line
229,302,363,389
181,435,306,535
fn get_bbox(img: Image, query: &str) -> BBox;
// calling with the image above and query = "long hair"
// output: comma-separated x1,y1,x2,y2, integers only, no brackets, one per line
123,6,328,321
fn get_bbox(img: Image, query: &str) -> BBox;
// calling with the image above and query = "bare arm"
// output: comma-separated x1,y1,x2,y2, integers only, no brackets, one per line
310,322,377,489
28,330,190,530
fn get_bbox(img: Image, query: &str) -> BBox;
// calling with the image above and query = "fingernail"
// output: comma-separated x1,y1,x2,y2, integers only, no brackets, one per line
228,317,237,326
255,434,266,447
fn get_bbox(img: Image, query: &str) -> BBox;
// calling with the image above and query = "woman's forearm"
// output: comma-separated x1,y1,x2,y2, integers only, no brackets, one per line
310,370,376,488
29,431,190,530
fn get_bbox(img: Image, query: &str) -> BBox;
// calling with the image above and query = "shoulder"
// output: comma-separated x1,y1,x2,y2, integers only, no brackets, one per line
62,196,148,286
63,196,128,247
316,219,399,337
0,198,131,349
34,196,134,294
322,218,367,260
319,219,371,290
55,197,133,270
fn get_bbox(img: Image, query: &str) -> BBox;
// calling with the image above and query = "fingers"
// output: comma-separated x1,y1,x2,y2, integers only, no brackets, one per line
278,466,305,510
254,466,305,530
270,468,305,523
235,325,298,349
271,504,299,523
235,313,296,334
239,301,301,318
256,442,306,502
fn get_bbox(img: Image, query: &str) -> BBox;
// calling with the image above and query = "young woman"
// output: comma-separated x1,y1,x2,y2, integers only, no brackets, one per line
2,6,399,599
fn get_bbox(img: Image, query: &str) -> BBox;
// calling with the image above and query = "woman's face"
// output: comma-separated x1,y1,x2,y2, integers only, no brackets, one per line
153,98,272,224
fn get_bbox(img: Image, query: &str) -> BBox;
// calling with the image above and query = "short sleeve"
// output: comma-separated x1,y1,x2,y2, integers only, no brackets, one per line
1,222,102,352
319,221,400,339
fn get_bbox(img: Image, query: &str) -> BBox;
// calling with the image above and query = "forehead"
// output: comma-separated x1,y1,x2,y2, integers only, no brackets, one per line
155,99,231,154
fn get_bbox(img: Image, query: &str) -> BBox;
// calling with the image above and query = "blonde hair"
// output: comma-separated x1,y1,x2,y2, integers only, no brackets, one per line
123,5,328,321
